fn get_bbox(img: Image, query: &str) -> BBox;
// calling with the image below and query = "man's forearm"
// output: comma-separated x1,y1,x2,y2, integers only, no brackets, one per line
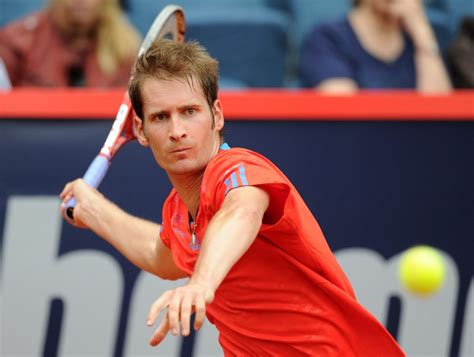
81,196,176,278
189,187,269,294
189,206,262,293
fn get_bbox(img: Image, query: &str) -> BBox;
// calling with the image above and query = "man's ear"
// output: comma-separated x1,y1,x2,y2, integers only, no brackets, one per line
134,114,149,147
212,99,224,131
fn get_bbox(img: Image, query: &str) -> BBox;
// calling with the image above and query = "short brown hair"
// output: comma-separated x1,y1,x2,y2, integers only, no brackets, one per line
128,39,219,120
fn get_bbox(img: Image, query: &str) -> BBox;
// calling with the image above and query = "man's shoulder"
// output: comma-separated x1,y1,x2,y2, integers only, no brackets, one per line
203,146,286,189
207,146,273,172
162,188,181,213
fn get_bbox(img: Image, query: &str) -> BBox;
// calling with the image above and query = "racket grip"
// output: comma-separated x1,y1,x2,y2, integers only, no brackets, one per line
64,155,111,219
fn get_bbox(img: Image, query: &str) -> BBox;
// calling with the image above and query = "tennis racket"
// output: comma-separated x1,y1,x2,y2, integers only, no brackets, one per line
65,4,186,219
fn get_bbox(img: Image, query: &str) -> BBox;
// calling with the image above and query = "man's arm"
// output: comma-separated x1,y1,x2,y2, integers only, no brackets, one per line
60,179,186,280
190,185,270,294
146,185,269,345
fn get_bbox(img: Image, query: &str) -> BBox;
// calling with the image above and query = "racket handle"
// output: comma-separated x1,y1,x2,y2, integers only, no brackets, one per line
64,155,111,219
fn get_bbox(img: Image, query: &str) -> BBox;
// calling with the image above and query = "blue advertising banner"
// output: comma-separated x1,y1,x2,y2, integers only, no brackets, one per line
1,119,473,357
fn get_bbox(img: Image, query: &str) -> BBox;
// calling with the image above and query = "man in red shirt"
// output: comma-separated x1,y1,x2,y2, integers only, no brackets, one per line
60,39,405,356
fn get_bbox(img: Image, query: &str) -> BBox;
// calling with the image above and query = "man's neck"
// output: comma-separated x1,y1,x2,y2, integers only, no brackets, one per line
169,171,204,221
169,138,224,220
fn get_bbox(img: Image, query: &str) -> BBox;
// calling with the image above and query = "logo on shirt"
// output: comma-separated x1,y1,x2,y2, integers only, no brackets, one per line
224,164,248,194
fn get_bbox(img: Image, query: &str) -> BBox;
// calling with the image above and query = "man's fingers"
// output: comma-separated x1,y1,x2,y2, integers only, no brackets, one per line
149,314,170,346
148,285,210,347
168,292,182,336
60,200,87,228
194,297,206,331
60,189,74,205
63,193,73,204
180,295,193,336
147,291,171,326
60,179,82,199
59,182,72,200
60,179,89,200
60,204,73,223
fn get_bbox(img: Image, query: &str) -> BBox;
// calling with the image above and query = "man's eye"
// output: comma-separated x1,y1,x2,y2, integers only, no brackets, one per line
156,113,167,121
185,108,195,116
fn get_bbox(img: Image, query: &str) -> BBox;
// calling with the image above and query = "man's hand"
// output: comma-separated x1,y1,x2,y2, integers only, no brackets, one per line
147,283,214,346
59,178,103,228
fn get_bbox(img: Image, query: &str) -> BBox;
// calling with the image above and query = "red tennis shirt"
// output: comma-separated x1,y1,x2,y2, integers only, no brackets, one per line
160,146,405,356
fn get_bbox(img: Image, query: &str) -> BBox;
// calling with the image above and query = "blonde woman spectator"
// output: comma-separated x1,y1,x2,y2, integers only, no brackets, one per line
299,0,452,93
0,0,141,87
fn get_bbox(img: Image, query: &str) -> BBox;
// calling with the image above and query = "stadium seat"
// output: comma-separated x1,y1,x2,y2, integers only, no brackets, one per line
284,0,350,86
425,8,453,50
463,0,474,15
187,9,289,88
127,1,290,88
427,0,470,28
424,0,471,49
167,0,268,9
288,0,350,52
127,0,268,25
264,0,292,13
0,0,44,27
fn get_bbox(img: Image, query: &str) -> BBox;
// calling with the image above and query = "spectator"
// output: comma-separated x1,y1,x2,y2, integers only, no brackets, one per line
447,16,474,88
299,0,452,93
0,0,141,87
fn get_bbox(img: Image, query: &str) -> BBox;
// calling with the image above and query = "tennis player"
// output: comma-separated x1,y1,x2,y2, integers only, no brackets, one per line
60,39,405,356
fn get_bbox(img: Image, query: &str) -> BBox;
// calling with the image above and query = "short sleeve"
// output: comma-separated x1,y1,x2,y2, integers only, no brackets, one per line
204,149,291,225
159,192,176,248
299,21,355,87
159,224,171,248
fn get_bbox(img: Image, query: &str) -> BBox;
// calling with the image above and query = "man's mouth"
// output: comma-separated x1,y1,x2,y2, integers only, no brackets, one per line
170,147,191,154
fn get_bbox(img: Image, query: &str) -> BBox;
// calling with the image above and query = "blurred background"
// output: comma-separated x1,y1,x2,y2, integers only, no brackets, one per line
0,1,473,357
0,0,473,89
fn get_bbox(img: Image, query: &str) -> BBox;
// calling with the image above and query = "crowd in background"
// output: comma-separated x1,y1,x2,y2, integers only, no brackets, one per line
0,0,472,91
0,0,140,87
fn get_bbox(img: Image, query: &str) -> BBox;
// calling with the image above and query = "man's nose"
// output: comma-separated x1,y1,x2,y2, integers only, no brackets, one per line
168,115,187,141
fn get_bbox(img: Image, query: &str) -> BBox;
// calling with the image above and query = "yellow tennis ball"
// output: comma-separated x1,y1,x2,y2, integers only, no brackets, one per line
398,245,446,296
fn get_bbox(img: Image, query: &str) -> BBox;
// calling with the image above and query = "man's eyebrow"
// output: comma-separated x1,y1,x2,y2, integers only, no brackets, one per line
147,109,169,118
146,102,204,118
177,103,202,110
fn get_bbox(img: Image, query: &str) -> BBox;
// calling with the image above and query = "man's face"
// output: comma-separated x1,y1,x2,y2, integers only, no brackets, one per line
136,77,224,177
